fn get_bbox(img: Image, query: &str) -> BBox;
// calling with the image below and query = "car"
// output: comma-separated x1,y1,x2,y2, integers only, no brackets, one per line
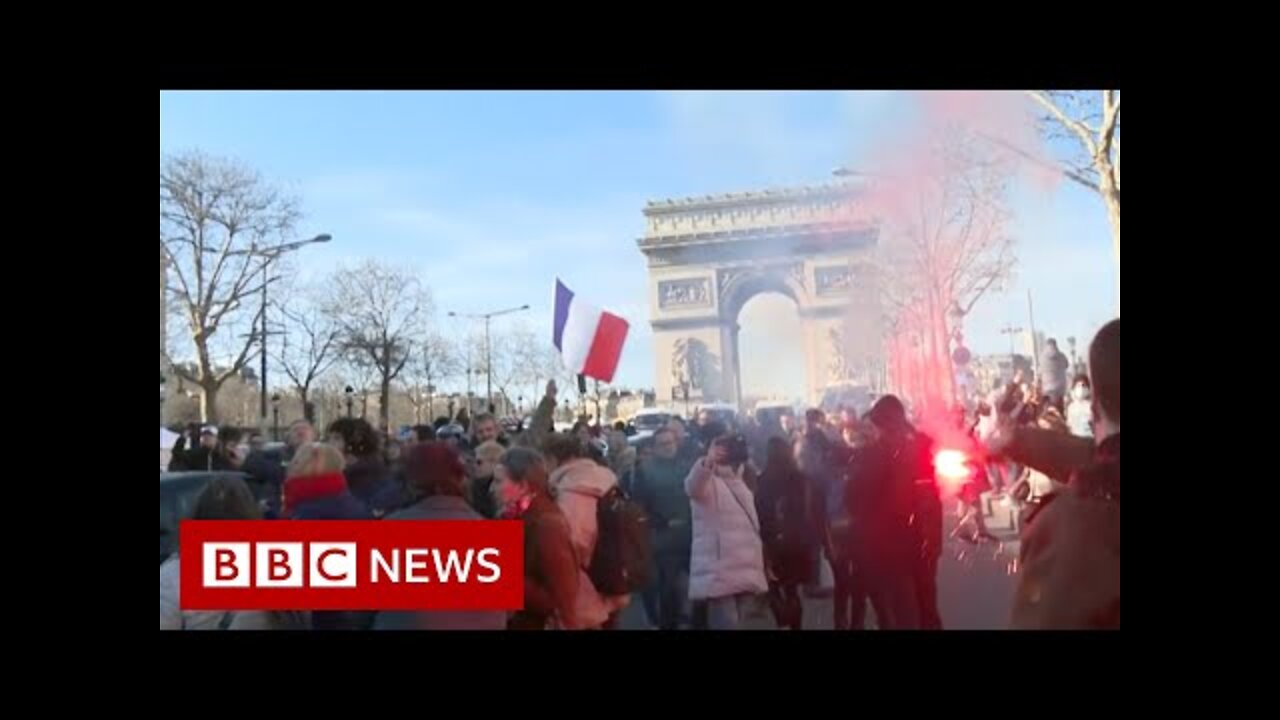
754,402,797,429
628,433,655,451
819,383,874,418
160,470,250,565
629,409,673,440
696,403,740,429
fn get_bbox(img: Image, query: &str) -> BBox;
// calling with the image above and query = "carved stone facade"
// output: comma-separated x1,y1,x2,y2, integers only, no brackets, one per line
815,264,854,296
658,278,711,309
642,184,867,241
639,181,883,408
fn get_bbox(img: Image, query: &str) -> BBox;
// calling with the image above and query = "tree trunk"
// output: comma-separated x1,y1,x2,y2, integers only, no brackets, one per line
426,370,434,423
924,289,943,410
200,382,220,424
380,377,392,433
1102,181,1121,314
299,387,316,424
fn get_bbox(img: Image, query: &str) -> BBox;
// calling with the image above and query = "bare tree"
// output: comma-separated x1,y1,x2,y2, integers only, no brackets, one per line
444,330,485,417
324,261,432,431
161,151,301,422
874,128,1017,408
488,323,544,418
406,330,460,423
1026,91,1119,262
276,284,341,424
338,348,382,421
970,92,1118,298
1027,90,1119,305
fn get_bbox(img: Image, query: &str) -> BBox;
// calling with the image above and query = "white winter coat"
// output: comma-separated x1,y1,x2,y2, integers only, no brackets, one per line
684,460,768,601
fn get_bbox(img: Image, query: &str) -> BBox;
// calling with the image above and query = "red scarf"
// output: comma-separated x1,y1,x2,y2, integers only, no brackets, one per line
284,472,349,515
499,493,535,520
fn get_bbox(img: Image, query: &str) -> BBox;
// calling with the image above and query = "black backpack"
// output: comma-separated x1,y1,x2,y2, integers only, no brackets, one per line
589,486,653,596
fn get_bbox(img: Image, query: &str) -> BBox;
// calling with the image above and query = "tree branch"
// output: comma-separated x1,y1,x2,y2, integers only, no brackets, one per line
1027,91,1098,158
216,341,261,385
975,129,1100,194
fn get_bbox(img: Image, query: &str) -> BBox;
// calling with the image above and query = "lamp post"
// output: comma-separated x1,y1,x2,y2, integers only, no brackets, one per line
271,393,281,441
999,325,1023,357
227,233,332,430
344,385,355,418
448,304,531,414
263,236,331,425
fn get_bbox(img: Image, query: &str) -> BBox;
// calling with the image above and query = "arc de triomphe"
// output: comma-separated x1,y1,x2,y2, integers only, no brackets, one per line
638,182,883,409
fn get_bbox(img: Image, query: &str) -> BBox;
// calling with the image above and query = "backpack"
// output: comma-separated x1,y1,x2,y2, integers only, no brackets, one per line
588,486,653,596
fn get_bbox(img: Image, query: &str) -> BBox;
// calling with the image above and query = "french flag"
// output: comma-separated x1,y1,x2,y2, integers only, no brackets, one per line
553,279,630,383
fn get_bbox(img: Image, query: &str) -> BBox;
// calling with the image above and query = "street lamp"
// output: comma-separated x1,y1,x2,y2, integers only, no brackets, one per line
243,234,332,428
271,393,281,441
999,325,1024,357
160,372,167,427
344,385,355,418
448,304,531,414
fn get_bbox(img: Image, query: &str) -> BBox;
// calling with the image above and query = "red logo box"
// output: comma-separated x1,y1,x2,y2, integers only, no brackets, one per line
180,520,524,611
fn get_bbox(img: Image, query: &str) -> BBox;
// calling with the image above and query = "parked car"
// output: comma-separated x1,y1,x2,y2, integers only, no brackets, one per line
695,403,740,429
754,401,798,428
160,471,250,565
818,383,874,418
629,409,673,441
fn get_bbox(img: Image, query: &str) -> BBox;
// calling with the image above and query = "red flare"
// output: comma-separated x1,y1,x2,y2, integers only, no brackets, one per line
934,449,973,494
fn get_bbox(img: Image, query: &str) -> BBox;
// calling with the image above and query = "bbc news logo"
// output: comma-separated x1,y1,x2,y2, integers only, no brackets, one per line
202,543,503,587
180,520,523,611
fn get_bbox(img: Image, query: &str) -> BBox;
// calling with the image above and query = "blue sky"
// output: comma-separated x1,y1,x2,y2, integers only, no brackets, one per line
160,91,1117,397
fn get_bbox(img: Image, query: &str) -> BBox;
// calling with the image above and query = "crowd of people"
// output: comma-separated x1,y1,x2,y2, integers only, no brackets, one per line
161,320,1119,631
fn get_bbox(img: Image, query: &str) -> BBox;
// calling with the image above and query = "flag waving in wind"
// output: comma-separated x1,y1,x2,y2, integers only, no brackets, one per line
553,279,630,383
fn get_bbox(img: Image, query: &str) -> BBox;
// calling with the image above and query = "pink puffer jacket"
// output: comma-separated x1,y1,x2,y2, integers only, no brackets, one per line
550,458,630,629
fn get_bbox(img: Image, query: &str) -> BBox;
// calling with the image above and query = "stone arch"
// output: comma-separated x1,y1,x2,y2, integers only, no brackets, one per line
638,182,881,409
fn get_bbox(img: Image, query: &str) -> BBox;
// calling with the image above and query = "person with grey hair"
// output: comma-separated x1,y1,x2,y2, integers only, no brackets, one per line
495,448,580,630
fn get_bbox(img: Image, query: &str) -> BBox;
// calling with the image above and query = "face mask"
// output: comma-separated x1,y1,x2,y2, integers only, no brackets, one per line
1072,386,1090,401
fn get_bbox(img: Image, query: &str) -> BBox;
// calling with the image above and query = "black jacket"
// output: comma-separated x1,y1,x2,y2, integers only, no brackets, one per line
345,457,406,517
756,464,822,585
844,433,923,573
167,436,234,472
467,475,498,519
241,450,285,513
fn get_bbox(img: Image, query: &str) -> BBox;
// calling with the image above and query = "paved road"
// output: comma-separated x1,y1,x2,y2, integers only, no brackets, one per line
618,493,1023,630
